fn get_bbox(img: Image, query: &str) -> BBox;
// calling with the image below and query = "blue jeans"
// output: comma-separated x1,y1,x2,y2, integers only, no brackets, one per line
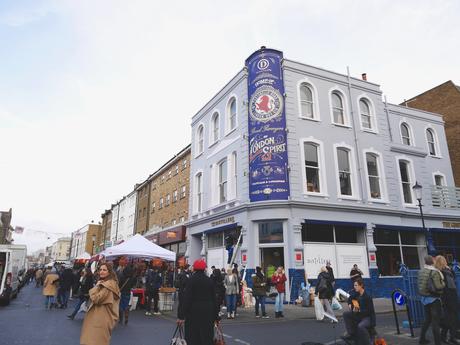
45,296,54,308
255,295,266,316
226,294,237,314
70,296,86,318
275,292,284,312
58,289,70,307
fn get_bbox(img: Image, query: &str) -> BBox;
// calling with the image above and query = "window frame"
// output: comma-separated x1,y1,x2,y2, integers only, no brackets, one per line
196,124,204,156
357,96,377,133
218,159,228,203
425,127,441,157
210,111,220,145
297,79,319,121
194,172,203,213
226,95,238,135
299,138,328,196
433,172,447,187
396,156,417,206
400,122,413,146
334,145,358,199
329,88,350,127
363,149,387,202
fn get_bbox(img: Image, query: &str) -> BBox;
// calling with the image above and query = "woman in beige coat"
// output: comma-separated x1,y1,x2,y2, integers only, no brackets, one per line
80,263,120,345
43,268,59,309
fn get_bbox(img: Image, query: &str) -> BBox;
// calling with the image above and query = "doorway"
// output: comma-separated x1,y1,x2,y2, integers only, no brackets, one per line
260,247,284,278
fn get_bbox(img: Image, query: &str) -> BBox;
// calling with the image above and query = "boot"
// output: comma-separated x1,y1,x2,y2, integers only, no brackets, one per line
124,310,129,325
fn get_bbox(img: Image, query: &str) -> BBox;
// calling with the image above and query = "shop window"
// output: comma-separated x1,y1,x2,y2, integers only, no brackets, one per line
376,246,401,276
400,232,417,245
335,226,360,243
259,222,284,244
208,232,223,248
374,229,399,245
302,223,334,243
402,247,421,269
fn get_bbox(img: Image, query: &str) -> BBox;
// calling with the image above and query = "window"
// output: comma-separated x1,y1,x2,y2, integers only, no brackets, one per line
401,123,411,145
300,83,314,119
366,153,381,199
197,125,204,154
331,92,345,125
208,232,223,248
161,175,165,184
337,148,352,196
182,159,187,170
166,194,170,206
175,165,179,175
434,174,445,186
173,190,178,202
374,229,424,276
168,170,172,179
304,142,321,193
301,223,364,244
159,198,164,209
142,207,146,217
151,202,156,213
232,152,237,198
259,222,284,244
218,160,227,203
172,219,177,225
196,173,203,212
399,160,413,204
359,99,372,129
179,216,185,223
426,128,437,156
211,112,220,143
228,98,237,131
180,185,186,199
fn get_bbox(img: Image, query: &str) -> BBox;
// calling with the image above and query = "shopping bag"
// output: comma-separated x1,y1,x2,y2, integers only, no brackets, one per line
214,323,226,345
129,296,138,311
78,300,89,313
170,324,187,345
335,288,350,302
267,286,278,298
314,296,324,321
331,297,342,311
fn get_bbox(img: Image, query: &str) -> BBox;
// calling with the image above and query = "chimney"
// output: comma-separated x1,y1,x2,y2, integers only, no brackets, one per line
361,73,367,81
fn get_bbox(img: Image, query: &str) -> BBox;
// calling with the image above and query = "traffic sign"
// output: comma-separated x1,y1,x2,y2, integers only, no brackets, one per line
394,291,405,306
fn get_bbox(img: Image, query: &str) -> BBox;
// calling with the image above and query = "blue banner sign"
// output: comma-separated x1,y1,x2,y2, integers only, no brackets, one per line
246,48,290,202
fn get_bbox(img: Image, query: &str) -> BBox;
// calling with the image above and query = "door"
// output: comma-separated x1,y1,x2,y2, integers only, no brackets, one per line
260,247,284,279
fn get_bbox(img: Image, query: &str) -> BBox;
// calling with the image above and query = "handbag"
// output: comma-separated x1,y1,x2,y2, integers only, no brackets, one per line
314,296,324,321
214,323,226,345
170,324,187,345
331,297,342,311
268,286,278,298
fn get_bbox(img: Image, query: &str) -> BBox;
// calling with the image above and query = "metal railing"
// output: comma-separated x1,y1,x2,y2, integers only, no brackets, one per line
431,185,460,209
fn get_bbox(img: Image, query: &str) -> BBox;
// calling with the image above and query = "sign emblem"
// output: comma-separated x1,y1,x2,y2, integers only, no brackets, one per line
257,58,269,70
250,86,283,123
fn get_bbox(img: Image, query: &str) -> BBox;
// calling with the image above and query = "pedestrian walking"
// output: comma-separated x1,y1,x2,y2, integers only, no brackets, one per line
341,278,376,345
80,263,120,345
145,265,162,316
43,268,59,309
326,261,335,287
57,265,74,308
436,256,459,345
350,264,363,283
271,266,287,318
117,263,136,325
175,264,191,320
211,268,226,314
418,255,445,345
315,266,335,321
252,266,269,318
177,259,219,345
224,268,239,319
67,268,94,320
35,268,43,288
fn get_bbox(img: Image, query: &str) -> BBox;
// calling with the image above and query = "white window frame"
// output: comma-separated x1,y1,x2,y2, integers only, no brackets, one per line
363,149,388,203
166,194,171,206
432,172,447,186
232,151,237,199
218,159,228,203
357,95,378,133
182,159,187,170
173,190,178,203
399,121,414,146
395,156,417,207
297,79,320,121
209,110,220,146
159,197,164,209
194,171,203,213
299,137,328,197
196,124,204,157
226,95,238,135
425,126,441,158
180,185,186,199
329,87,350,127
333,143,359,200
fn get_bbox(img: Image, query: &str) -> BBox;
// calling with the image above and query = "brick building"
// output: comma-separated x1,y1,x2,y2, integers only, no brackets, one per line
70,223,103,258
134,180,151,235
101,209,112,248
403,80,460,185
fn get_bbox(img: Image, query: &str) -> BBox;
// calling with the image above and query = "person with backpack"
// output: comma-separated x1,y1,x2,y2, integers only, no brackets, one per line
145,265,162,316
418,255,445,345
315,266,335,321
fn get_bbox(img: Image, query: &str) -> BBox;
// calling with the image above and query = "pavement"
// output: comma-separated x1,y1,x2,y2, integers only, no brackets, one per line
0,284,426,345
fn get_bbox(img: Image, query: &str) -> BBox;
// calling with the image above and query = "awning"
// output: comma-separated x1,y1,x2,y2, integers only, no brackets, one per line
374,224,423,232
192,223,239,236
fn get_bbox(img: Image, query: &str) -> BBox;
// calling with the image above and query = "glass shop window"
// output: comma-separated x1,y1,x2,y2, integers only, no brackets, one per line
259,222,284,244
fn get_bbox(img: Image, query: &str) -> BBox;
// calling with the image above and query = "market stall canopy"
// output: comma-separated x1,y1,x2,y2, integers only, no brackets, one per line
100,234,176,262
75,252,91,261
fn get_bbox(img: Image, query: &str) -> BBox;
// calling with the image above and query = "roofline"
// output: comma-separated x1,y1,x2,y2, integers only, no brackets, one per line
401,80,460,105
387,102,444,120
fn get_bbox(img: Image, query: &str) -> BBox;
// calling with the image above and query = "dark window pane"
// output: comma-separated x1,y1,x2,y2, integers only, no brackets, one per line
400,231,417,245
335,226,360,243
302,223,334,242
259,222,283,243
374,229,399,244
402,247,420,269
376,246,402,276
208,232,223,248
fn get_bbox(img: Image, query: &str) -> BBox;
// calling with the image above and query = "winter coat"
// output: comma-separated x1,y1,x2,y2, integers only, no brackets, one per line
441,268,458,313
315,271,334,299
418,265,445,297
145,269,162,293
176,270,190,319
59,269,75,291
79,275,95,297
80,279,120,345
43,273,59,296
271,273,287,293
252,273,267,296
224,274,239,295
178,271,218,345
35,269,43,280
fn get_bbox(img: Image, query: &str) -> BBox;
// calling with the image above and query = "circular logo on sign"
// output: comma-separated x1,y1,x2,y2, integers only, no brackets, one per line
250,86,283,122
257,59,270,70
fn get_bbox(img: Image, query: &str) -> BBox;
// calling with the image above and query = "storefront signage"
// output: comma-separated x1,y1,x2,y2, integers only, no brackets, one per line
158,226,186,245
442,221,460,228
246,48,290,202
211,216,235,228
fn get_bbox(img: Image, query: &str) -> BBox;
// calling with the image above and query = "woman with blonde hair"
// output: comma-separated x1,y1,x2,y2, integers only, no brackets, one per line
80,263,120,345
224,267,239,319
435,255,459,345
315,266,335,321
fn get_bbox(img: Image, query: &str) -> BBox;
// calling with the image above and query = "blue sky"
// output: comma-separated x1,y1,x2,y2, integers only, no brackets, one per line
1,0,459,252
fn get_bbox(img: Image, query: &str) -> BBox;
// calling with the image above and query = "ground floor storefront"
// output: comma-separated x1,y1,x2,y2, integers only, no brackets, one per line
186,203,460,301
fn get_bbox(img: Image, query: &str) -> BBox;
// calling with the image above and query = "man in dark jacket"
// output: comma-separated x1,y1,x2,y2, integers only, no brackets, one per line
177,259,219,345
252,266,269,318
145,266,162,316
342,278,376,345
418,256,445,345
57,266,75,308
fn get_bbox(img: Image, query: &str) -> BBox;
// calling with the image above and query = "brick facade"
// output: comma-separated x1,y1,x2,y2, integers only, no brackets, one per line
403,81,460,185
135,181,151,235
84,224,103,255
101,209,112,247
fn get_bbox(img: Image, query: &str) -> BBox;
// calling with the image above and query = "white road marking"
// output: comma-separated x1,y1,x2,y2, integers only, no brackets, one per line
235,339,251,345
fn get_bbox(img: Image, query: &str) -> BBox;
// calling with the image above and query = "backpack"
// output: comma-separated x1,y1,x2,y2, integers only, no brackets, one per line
427,270,441,296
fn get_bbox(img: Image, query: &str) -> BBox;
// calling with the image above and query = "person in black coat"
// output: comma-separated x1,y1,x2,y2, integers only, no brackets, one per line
211,268,226,313
145,266,162,316
57,266,75,308
177,259,219,345
67,268,94,320
175,264,191,319
315,266,335,319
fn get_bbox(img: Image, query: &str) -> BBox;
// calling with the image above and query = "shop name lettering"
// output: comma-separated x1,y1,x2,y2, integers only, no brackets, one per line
211,217,235,227
305,256,330,265
250,125,284,134
250,136,286,156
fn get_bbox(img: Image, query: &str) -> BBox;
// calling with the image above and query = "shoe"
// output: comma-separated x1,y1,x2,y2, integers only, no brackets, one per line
145,312,152,316
255,314,260,318
279,312,284,318
153,312,161,315
262,315,269,319
227,313,231,319
66,315,74,320
275,312,280,318
231,312,235,319
419,339,430,345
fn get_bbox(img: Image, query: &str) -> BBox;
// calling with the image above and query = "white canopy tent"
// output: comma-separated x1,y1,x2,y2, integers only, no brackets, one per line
100,234,176,262
75,252,91,261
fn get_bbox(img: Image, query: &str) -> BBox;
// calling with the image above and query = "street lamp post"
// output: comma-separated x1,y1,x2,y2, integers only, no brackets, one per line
412,181,436,256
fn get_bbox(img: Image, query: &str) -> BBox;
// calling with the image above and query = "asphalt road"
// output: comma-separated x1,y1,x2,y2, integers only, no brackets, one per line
0,284,419,345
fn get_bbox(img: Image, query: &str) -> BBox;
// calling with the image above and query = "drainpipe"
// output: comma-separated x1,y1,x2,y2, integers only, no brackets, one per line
346,67,366,202
146,182,151,234
114,203,120,243
384,96,393,142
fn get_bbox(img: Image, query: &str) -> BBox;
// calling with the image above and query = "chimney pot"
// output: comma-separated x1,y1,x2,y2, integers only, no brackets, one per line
362,73,367,81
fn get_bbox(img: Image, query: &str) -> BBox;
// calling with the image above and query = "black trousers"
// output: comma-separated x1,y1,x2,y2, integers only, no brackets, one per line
420,299,442,345
343,311,372,345
146,289,159,313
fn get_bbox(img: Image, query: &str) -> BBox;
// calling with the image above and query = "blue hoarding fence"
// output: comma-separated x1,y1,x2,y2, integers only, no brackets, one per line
401,265,425,328
391,289,414,337
454,261,460,325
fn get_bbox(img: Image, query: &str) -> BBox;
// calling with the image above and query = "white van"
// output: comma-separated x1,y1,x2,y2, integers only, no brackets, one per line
0,244,27,305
